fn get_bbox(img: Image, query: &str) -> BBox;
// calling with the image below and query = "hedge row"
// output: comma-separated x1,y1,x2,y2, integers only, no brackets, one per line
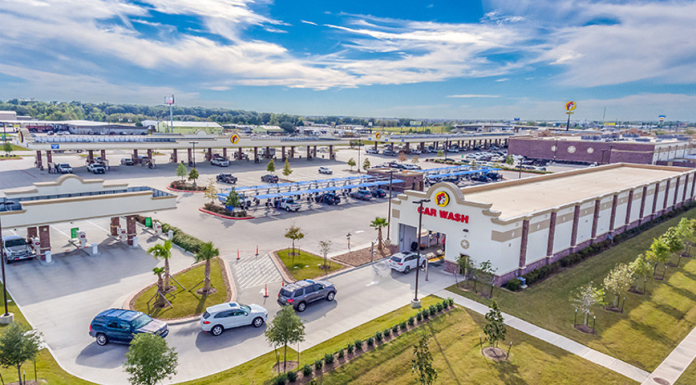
134,215,204,254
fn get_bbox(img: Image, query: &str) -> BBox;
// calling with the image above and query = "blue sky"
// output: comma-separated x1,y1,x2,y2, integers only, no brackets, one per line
1,0,695,121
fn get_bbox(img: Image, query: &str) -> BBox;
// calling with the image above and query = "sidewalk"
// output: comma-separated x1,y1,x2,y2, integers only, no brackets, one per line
439,290,650,383
642,326,696,385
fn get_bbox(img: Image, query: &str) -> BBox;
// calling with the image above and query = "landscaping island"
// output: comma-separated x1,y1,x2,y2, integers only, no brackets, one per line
275,248,345,281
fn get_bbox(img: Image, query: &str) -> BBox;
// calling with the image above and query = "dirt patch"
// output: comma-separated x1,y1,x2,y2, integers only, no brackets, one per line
482,346,508,361
665,262,678,268
604,305,621,313
628,287,644,295
196,287,218,296
273,360,299,374
574,324,595,334
333,244,391,267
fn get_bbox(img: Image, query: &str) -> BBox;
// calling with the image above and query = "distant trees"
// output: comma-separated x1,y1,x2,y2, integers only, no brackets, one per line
204,178,218,204
267,159,275,174
363,158,371,171
279,122,295,133
3,142,12,157
188,168,199,188
225,189,240,208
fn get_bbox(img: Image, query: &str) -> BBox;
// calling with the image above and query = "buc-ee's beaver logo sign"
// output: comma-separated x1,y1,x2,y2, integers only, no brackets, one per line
375,133,381,140
230,134,240,144
435,191,449,207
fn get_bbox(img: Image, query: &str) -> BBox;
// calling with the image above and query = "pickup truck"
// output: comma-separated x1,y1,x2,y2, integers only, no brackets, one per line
279,197,301,212
56,163,73,173
216,174,238,184
87,162,106,174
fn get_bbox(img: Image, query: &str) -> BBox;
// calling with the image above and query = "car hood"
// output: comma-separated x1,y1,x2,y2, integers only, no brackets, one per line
6,246,30,253
249,304,268,315
136,319,168,334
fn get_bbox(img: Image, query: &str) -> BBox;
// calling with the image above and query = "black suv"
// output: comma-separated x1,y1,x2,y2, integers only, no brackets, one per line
89,309,168,346
261,174,279,183
319,192,341,205
278,279,337,312
217,173,238,184
370,188,387,198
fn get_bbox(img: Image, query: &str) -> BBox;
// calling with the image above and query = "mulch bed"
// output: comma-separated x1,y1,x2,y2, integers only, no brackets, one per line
332,244,391,267
482,346,508,361
199,207,254,220
604,305,621,313
574,324,595,334
628,287,645,295
168,181,207,192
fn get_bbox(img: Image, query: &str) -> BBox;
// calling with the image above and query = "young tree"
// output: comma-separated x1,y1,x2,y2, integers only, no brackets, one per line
347,158,356,171
282,160,293,178
411,334,437,385
147,239,173,291
319,240,332,271
676,218,696,262
267,159,275,173
370,217,389,251
603,263,634,307
456,255,475,288
483,301,506,348
265,306,305,373
194,241,219,295
478,260,497,297
3,142,12,157
152,267,167,308
398,153,408,163
436,150,444,158
505,155,514,166
0,322,42,385
188,168,199,188
647,237,671,274
661,227,684,266
630,254,652,293
204,178,219,204
124,333,178,385
225,188,240,208
363,158,371,171
411,155,419,164
285,225,305,260
176,162,187,182
571,282,605,326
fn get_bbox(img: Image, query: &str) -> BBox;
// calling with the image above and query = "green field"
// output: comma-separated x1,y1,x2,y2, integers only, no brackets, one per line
676,360,696,384
276,248,344,281
448,208,696,372
134,259,228,319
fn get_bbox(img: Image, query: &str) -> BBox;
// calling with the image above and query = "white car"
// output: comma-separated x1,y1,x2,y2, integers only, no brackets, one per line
211,157,230,167
318,167,333,175
388,251,427,273
279,197,301,212
200,302,268,336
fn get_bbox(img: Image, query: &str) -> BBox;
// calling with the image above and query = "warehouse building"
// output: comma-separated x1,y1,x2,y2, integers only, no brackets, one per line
509,134,694,165
391,163,696,284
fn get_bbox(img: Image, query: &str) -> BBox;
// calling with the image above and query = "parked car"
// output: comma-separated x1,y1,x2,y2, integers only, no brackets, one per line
319,192,341,205
318,167,333,175
388,251,427,273
383,149,396,156
200,302,268,336
56,163,73,174
216,173,238,184
370,188,387,198
279,197,301,212
120,158,134,166
350,189,373,201
87,162,106,174
89,309,168,346
2,235,34,263
261,174,279,183
211,157,230,167
402,164,421,170
277,279,337,312
409,149,422,155
365,147,379,154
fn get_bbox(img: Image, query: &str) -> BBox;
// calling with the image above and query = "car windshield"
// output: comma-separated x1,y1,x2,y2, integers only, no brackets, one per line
239,304,251,312
279,288,292,297
390,256,403,262
4,238,26,247
60,164,70,167
131,314,153,329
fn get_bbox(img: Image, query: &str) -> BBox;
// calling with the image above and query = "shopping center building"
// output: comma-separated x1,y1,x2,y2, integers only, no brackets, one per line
391,163,696,284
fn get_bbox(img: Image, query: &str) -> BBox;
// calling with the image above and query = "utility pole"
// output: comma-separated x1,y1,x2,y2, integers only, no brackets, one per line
0,215,12,322
386,170,395,240
411,199,430,308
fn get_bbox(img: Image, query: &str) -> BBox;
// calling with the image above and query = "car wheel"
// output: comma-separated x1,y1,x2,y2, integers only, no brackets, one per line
252,317,264,328
296,302,307,312
404,266,411,274
327,292,335,301
286,207,290,212
96,333,108,346
211,325,224,336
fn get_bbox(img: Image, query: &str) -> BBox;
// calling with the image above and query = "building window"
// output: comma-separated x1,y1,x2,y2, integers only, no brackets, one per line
568,146,577,153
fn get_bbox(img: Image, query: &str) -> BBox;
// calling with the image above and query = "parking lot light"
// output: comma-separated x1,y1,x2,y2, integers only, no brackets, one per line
0,216,10,319
411,198,430,309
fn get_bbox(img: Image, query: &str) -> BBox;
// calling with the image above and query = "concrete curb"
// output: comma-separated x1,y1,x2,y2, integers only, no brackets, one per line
269,248,374,284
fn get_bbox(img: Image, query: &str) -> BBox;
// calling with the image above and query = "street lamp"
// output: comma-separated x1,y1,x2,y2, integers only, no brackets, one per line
0,212,12,322
386,170,395,240
189,141,199,169
357,138,361,173
411,198,430,309
346,233,351,251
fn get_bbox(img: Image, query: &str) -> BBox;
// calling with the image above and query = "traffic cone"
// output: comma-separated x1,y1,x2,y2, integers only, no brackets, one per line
237,249,240,261
264,284,269,297
281,280,285,287
256,245,259,256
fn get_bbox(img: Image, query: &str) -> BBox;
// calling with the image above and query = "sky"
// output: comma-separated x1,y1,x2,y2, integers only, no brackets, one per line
0,0,695,121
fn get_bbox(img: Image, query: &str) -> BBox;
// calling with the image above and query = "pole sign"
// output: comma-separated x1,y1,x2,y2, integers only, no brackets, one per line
145,217,152,228
230,134,240,144
565,101,577,114
659,115,666,122
164,95,175,105
70,227,79,239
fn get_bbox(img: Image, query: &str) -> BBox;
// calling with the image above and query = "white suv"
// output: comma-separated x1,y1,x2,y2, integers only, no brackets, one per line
318,167,333,175
279,197,301,212
200,302,268,336
388,252,427,273
211,157,230,167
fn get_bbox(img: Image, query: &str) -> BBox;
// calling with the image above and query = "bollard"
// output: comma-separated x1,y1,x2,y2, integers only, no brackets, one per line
45,250,52,264
167,229,174,240
237,249,240,261
131,236,139,248
91,243,98,256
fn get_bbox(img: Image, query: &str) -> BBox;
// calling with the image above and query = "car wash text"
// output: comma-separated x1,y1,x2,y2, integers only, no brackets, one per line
418,206,469,224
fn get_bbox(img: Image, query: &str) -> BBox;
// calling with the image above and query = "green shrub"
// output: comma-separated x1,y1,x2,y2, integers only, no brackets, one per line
408,316,415,326
383,328,391,337
287,371,297,383
274,373,287,385
302,364,313,377
324,353,335,365
375,331,383,342
392,325,399,333
416,312,423,322
505,278,522,291
354,339,363,351
309,380,318,385
442,299,449,309
448,298,454,307
337,349,345,359
346,343,354,354
314,360,323,371
422,309,429,319
429,305,437,316
366,336,374,347
400,321,407,331
436,303,443,312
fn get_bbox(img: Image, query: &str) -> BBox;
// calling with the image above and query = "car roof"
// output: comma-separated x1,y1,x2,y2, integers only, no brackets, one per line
2,235,24,241
96,308,143,321
206,302,241,313
283,279,316,292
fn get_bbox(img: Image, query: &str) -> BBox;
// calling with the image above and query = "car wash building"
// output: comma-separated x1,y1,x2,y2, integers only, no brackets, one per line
390,163,696,284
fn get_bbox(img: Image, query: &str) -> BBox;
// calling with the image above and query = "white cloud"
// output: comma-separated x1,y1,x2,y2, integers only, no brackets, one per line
301,20,318,26
495,78,510,82
448,94,500,98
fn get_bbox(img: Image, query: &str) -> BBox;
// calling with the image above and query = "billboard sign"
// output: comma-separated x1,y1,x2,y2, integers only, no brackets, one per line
164,95,175,105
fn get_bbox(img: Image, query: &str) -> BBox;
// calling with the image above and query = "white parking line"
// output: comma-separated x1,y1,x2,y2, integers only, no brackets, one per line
86,220,110,234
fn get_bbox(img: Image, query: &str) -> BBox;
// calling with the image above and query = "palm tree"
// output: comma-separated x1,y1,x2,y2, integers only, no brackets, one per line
195,241,220,295
370,217,389,252
152,267,166,308
148,240,173,291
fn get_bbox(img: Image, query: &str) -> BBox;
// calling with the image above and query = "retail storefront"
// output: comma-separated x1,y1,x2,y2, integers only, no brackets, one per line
391,163,696,284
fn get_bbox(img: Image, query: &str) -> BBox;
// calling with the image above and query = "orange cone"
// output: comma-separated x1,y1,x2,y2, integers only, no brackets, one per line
237,249,240,260
256,245,259,256
264,284,269,297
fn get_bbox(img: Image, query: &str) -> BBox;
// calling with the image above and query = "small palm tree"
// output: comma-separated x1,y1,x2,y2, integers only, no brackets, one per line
370,217,389,251
147,240,173,291
195,241,220,295
152,267,166,308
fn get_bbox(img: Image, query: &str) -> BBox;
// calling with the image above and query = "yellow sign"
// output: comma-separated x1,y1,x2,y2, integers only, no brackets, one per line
230,134,240,144
375,133,382,140
565,101,577,112
435,191,450,207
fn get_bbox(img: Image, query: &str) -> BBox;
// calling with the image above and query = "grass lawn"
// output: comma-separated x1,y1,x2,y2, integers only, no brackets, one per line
323,307,635,385
447,208,696,372
676,360,696,384
0,283,95,384
276,248,344,281
134,258,227,319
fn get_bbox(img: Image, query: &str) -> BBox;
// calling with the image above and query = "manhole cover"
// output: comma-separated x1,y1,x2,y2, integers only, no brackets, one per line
653,377,670,385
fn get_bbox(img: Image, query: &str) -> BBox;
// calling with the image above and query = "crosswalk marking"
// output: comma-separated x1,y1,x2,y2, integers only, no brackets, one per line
231,254,282,290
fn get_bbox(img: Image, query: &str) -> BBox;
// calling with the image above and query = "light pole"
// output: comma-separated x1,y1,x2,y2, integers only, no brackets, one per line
412,198,430,308
189,141,199,169
357,138,361,173
0,213,12,322
386,170,395,240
